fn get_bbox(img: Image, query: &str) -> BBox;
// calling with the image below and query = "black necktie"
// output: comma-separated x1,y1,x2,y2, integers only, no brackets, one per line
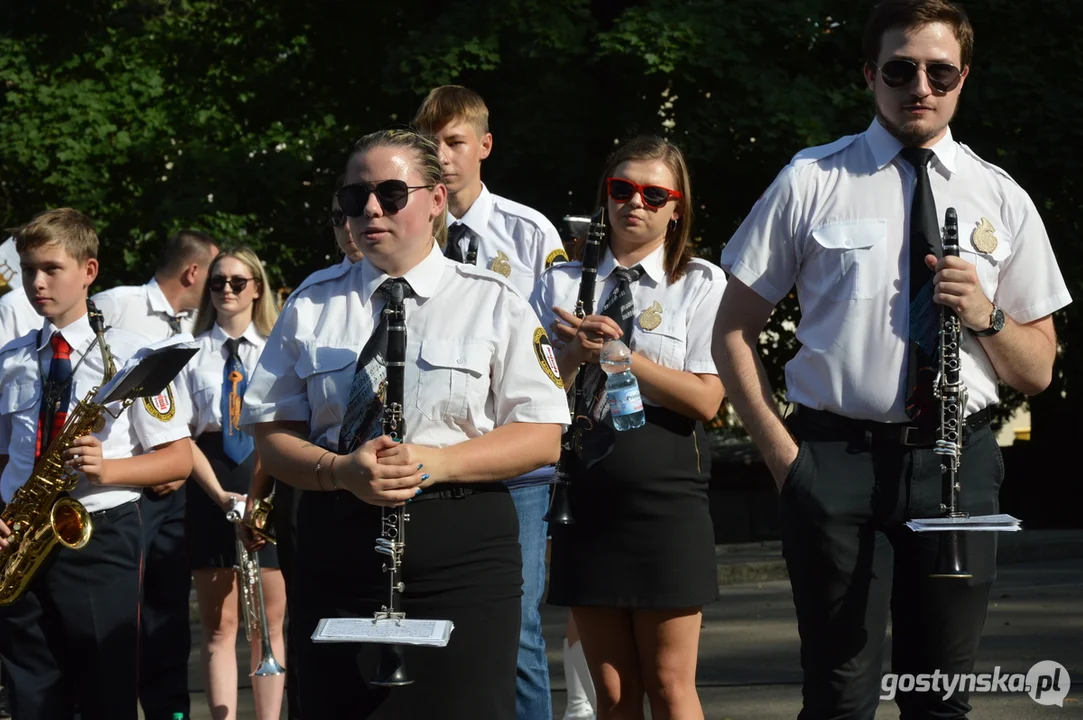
166,315,182,335
445,223,477,265
339,279,413,453
580,266,643,423
899,147,941,425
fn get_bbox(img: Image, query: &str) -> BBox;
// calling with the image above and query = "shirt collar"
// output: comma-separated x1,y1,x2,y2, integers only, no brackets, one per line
358,242,446,303
146,278,179,317
448,183,494,238
597,243,666,284
865,117,958,175
211,321,263,349
39,311,94,352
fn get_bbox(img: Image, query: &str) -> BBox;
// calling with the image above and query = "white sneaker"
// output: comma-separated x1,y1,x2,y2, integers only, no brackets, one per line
563,638,597,720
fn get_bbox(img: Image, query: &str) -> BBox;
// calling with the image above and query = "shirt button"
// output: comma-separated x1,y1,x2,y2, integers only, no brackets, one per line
456,357,464,365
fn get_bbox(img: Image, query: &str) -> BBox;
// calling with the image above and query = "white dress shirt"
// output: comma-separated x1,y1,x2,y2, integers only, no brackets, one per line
721,118,1072,421
91,278,194,342
241,242,570,452
531,245,727,405
0,288,43,346
446,184,568,298
176,322,266,438
0,313,191,512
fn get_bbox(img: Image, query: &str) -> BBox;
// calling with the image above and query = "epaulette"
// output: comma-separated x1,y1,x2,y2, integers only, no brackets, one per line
0,331,37,357
957,142,1021,187
789,133,862,167
284,260,354,304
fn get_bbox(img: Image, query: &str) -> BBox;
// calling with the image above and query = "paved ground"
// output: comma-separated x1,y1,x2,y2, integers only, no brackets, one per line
171,532,1083,719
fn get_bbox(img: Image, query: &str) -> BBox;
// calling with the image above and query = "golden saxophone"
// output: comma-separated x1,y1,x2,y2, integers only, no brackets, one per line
0,300,118,606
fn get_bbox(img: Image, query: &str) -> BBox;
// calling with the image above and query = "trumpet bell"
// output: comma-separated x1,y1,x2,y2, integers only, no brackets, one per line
370,644,413,687
253,654,285,677
543,483,574,526
929,530,972,579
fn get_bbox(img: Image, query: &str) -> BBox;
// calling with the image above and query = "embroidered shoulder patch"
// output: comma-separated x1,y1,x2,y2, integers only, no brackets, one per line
142,385,176,422
545,248,570,269
532,328,564,389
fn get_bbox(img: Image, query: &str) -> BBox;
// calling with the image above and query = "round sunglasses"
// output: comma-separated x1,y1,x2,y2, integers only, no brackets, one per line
606,178,683,209
875,59,962,93
336,180,434,217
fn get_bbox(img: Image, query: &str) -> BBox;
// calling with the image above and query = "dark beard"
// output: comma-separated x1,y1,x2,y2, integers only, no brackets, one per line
876,103,957,147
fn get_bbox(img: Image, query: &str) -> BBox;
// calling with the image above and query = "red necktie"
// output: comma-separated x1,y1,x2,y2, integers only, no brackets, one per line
35,334,74,462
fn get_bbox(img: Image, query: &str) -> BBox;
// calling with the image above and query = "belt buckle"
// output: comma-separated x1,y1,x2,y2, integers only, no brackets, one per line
901,425,922,446
448,487,468,500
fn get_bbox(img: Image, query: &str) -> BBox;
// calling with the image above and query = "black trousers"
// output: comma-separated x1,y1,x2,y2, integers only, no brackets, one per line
781,408,1004,720
138,486,192,720
272,480,301,720
0,501,143,720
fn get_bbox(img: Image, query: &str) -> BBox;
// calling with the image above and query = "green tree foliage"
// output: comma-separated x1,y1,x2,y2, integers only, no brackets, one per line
1,0,1078,437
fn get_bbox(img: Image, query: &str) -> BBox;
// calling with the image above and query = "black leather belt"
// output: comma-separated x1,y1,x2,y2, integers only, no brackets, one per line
792,405,993,447
410,482,505,504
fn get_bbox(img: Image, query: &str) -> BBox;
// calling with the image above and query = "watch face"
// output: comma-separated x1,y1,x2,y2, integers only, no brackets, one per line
992,308,1005,331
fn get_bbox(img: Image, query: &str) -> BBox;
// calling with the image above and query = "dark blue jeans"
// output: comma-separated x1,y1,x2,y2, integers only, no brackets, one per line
511,484,552,720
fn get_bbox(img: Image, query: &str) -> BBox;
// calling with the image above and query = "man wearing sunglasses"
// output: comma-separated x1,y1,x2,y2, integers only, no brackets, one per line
91,229,220,720
713,1,1070,718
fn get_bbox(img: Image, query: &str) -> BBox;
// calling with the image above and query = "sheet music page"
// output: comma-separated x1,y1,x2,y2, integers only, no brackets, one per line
93,334,197,404
311,618,454,647
906,514,1022,532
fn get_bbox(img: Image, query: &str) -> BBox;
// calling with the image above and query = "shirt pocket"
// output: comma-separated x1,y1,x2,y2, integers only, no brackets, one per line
957,218,1012,301
295,345,357,429
415,339,489,422
190,372,221,430
807,220,889,300
633,312,686,369
0,380,41,459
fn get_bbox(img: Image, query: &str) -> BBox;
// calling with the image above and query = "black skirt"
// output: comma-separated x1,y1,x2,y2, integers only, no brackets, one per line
291,483,521,720
548,405,719,608
185,432,279,570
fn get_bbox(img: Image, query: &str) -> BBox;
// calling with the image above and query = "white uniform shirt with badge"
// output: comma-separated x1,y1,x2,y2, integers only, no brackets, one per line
0,288,43,345
240,242,571,451
176,322,266,438
530,244,728,399
721,118,1072,421
91,278,195,341
0,313,191,512
446,183,569,299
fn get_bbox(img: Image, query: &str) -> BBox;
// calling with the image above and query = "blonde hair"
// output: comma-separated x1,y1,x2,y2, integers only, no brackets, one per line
413,85,490,138
14,208,98,262
348,128,448,248
193,246,280,337
588,135,696,282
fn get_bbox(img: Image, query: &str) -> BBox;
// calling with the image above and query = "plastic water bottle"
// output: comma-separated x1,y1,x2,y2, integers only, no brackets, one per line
600,339,645,431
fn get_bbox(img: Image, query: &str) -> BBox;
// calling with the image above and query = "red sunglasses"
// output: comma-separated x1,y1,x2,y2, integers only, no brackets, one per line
606,178,682,209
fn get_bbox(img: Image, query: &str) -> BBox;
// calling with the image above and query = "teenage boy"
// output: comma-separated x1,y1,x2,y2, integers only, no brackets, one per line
414,84,567,720
0,208,194,720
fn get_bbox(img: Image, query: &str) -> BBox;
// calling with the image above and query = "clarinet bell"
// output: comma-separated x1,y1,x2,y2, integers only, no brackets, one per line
929,530,972,579
543,482,574,526
370,643,413,687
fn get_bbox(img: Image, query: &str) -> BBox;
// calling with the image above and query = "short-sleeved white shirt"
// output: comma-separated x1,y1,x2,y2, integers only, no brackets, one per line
240,242,570,452
0,288,43,345
446,184,569,299
721,118,1072,421
176,322,266,437
0,313,191,512
531,245,727,400
92,278,194,341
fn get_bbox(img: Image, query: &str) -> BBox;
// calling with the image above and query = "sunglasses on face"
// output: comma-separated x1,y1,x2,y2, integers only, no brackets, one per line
336,180,434,217
876,59,962,93
606,178,683,210
209,275,255,294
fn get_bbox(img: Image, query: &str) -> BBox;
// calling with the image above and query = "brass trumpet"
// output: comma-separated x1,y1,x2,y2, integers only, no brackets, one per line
227,499,285,676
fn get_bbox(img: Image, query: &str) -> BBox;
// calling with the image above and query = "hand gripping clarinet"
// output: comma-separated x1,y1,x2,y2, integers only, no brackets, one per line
543,207,605,526
370,280,413,685
930,207,972,579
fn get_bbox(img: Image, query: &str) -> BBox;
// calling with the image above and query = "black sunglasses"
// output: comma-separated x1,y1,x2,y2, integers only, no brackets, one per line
336,180,434,217
876,59,962,93
209,275,255,294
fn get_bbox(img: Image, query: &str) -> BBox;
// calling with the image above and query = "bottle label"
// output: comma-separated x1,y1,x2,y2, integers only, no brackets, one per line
607,385,643,417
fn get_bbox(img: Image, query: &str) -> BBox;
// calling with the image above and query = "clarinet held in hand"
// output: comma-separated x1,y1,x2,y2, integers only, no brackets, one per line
931,207,972,579
544,207,605,526
371,280,413,686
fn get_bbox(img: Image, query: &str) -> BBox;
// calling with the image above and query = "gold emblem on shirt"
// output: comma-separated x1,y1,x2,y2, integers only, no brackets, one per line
545,248,569,269
638,301,663,331
489,251,512,278
142,385,176,422
532,328,564,389
971,217,998,254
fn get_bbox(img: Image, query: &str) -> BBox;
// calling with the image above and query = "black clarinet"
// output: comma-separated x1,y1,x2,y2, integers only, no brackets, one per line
930,207,972,579
544,207,605,526
370,281,413,685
